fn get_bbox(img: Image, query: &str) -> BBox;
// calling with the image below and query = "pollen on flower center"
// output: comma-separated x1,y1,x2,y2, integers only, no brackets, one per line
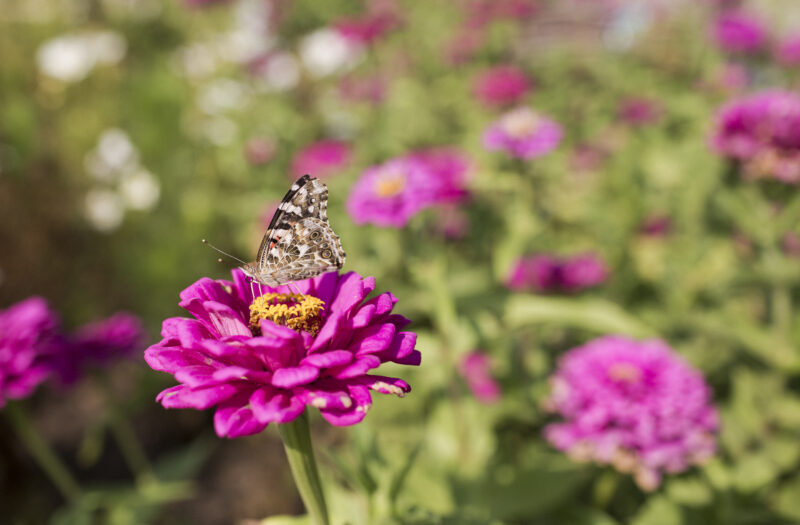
249,293,325,336
374,172,407,197
608,362,642,383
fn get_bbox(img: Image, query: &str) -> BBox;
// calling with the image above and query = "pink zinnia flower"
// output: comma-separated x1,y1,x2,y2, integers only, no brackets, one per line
711,90,800,183
145,270,420,438
291,140,352,179
347,150,470,228
775,34,800,66
0,298,62,407
473,65,532,107
483,107,563,160
711,11,768,54
458,352,501,404
507,253,608,293
618,97,662,126
56,313,146,385
544,336,719,491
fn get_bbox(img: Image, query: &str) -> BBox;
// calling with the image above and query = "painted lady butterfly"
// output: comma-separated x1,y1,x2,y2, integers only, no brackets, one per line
240,175,346,286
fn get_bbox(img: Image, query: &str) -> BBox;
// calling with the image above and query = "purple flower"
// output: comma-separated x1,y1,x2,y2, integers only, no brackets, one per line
775,34,800,66
618,97,663,126
0,298,62,407
458,352,501,404
291,140,352,179
55,313,146,385
711,90,800,183
711,11,768,54
473,65,532,107
507,253,608,293
347,149,470,228
544,336,719,491
483,107,563,160
144,270,420,438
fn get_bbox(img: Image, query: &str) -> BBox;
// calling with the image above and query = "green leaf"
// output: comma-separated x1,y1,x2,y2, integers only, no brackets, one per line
631,495,683,525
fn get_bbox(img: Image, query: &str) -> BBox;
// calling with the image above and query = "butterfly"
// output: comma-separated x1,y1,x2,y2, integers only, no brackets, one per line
240,175,346,287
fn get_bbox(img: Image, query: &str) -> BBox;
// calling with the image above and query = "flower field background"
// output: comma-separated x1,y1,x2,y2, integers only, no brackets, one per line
3,0,800,523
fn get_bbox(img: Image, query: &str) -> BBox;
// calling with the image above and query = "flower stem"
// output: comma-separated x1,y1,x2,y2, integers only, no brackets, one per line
5,402,82,503
278,411,330,525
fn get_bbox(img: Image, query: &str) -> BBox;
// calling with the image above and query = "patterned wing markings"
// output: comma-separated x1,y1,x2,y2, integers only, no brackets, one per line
242,175,344,287
256,175,329,267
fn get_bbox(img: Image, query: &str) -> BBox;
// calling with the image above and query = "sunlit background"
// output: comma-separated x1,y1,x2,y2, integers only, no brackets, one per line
4,0,800,523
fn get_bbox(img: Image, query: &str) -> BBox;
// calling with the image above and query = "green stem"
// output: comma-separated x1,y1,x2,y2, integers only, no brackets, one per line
770,284,792,340
5,402,82,503
278,411,330,525
95,374,157,487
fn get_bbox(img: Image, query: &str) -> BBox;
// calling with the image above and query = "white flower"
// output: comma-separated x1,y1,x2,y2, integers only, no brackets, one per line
299,28,361,78
119,169,160,211
198,78,248,115
37,35,96,83
257,52,300,92
36,31,127,83
85,189,125,232
97,128,138,173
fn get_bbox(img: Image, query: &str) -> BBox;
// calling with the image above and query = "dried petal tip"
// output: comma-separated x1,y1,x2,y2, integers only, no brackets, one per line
249,293,325,336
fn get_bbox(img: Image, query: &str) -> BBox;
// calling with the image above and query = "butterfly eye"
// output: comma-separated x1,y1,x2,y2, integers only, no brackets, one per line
310,231,321,240
322,250,332,258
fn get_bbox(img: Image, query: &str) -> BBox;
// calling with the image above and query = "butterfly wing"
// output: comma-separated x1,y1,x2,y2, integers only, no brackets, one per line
256,217,345,286
256,175,329,267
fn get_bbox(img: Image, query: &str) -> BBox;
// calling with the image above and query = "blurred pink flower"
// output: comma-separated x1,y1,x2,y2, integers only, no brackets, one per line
473,65,532,107
334,3,400,46
347,149,470,228
775,34,800,66
639,215,672,237
339,74,387,104
464,0,538,29
244,138,276,166
291,140,352,179
782,231,800,257
544,336,719,491
483,107,563,159
145,270,420,438
0,298,62,407
618,97,662,126
507,253,608,293
458,352,501,404
711,11,768,54
711,90,800,184
445,30,485,65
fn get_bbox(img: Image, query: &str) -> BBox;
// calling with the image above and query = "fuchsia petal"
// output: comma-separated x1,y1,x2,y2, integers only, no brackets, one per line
329,355,381,379
250,387,306,424
157,384,239,410
301,350,353,369
319,385,372,426
214,393,268,438
272,365,320,388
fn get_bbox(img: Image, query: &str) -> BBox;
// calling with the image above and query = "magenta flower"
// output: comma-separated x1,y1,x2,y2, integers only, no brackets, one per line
334,8,399,46
473,65,532,107
458,352,501,404
618,97,663,126
0,298,62,407
775,34,800,66
55,313,146,385
507,253,608,293
291,140,352,180
544,336,719,491
711,11,768,54
347,149,470,228
711,90,800,183
144,270,420,438
483,107,563,160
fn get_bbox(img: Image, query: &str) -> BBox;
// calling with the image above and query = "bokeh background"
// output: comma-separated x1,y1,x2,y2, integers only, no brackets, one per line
4,0,800,523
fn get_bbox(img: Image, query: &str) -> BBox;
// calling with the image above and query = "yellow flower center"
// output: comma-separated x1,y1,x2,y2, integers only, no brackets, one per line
249,293,325,336
608,362,642,383
374,172,407,198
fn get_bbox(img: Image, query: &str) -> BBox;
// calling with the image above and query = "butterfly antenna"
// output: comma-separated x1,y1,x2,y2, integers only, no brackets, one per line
201,239,247,265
